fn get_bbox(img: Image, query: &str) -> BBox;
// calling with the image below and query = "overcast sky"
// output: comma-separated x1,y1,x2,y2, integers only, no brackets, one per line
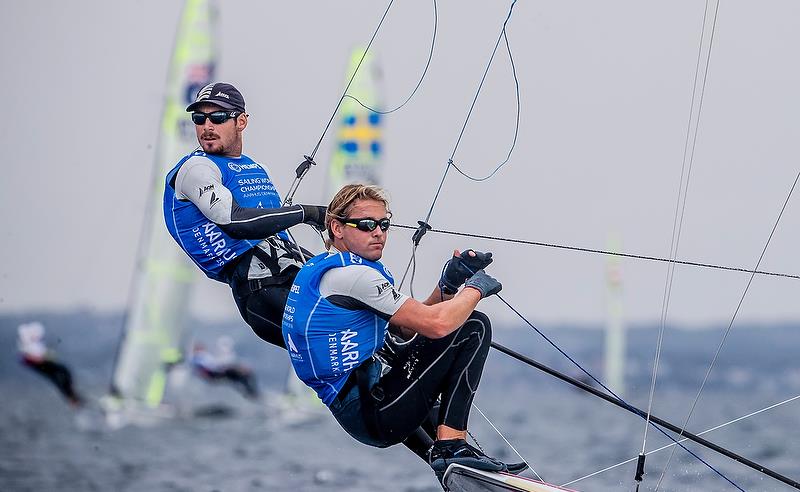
1,1,798,329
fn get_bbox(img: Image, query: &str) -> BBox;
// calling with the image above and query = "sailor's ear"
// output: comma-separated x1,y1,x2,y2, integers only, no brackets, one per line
330,217,346,240
236,113,248,131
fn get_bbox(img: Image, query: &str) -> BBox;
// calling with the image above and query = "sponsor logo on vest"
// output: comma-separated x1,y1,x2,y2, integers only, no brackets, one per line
283,304,295,323
340,328,360,371
228,162,262,173
328,334,339,372
192,222,237,268
290,284,300,294
349,253,363,265
286,333,299,353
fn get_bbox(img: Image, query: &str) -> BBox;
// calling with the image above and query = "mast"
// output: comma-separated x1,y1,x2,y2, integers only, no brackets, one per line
110,0,217,408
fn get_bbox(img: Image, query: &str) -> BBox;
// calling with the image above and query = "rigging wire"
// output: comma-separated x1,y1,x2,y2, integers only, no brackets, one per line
391,2,764,486
641,0,720,477
562,393,800,487
391,223,800,280
398,0,519,290
344,0,438,115
337,1,787,489
493,294,744,491
490,341,800,490
309,0,395,161
655,167,800,490
282,0,397,208
472,403,543,482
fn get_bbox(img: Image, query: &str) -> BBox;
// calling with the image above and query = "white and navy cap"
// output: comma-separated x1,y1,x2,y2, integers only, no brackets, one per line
186,82,246,113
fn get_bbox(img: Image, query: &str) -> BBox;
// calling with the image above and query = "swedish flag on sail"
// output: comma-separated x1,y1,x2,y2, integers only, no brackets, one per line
327,48,384,196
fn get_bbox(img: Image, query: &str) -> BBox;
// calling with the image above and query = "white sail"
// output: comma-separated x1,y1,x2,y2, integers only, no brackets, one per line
604,235,625,397
110,0,217,409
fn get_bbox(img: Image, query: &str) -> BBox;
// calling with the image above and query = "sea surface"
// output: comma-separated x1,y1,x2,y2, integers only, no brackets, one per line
1,312,798,492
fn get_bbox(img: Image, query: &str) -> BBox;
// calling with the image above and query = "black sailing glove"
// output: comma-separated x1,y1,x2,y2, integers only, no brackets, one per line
464,270,502,298
300,205,327,231
438,249,494,295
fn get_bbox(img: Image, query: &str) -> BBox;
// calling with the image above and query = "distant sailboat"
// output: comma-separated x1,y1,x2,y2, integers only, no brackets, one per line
325,47,385,197
108,0,217,416
604,235,625,397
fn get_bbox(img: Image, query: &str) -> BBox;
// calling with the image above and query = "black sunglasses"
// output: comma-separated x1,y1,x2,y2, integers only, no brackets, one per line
191,110,240,125
341,217,391,232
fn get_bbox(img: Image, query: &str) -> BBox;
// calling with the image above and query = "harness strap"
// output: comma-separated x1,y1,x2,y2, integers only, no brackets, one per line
354,358,385,441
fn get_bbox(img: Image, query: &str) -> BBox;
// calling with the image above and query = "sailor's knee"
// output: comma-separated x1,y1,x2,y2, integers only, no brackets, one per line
467,310,492,341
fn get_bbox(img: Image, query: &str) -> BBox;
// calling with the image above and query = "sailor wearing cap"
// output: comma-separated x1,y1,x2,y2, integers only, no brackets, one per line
164,82,327,348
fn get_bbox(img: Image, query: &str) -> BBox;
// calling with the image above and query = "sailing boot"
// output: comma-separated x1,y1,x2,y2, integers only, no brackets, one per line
505,461,529,474
429,438,506,483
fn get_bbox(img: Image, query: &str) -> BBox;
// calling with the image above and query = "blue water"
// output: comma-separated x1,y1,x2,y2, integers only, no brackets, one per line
1,312,798,491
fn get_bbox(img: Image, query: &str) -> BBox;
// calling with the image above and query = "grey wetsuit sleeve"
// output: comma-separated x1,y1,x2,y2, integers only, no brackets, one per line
319,265,410,321
175,156,306,239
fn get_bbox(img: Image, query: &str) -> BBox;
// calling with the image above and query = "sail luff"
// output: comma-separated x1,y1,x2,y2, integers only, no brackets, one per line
111,0,217,407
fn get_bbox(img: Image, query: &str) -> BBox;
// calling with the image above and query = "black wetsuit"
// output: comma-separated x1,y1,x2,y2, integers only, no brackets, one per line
195,362,260,399
285,250,493,461
22,357,82,405
167,153,319,347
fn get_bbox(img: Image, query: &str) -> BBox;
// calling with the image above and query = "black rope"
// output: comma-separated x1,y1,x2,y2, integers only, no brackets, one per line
391,223,800,280
344,0,438,115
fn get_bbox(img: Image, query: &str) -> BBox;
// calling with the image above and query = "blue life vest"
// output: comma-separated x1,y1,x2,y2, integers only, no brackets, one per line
163,150,288,282
282,251,394,405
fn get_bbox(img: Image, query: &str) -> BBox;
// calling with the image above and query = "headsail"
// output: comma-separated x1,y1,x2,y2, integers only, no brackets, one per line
110,0,216,408
325,47,385,196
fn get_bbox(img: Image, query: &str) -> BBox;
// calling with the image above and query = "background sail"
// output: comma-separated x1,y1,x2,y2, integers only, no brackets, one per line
277,46,387,414
110,0,217,408
604,235,626,397
326,47,384,197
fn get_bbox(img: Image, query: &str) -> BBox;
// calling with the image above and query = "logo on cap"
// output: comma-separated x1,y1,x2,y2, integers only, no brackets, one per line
214,91,230,99
195,83,215,101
